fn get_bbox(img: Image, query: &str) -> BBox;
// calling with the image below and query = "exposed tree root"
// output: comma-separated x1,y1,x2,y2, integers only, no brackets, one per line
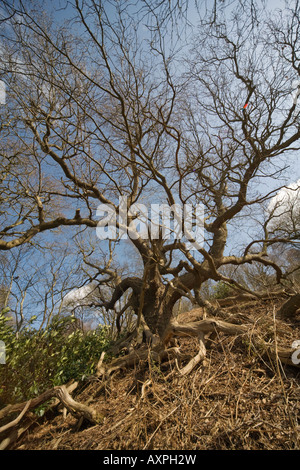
94,313,300,382
0,383,103,449
97,313,300,379
217,291,288,308
164,317,248,341
177,332,206,375
250,337,300,367
96,344,191,378
0,414,37,450
0,400,32,436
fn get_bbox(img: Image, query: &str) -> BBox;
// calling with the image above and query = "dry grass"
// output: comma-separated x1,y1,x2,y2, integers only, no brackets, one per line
8,298,300,450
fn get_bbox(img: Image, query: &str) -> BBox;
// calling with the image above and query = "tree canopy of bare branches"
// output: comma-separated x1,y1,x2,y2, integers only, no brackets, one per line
0,0,299,338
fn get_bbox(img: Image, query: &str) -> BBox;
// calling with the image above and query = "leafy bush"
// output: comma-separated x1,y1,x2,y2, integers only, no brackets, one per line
0,311,111,407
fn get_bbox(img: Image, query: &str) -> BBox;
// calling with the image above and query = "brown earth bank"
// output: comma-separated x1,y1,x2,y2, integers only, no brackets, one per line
1,297,300,450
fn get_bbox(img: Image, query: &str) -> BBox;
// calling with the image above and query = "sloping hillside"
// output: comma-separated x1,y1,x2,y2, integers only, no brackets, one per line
1,297,300,451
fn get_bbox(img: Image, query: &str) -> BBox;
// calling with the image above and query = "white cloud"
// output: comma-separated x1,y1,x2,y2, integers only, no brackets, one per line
267,179,300,233
62,283,98,308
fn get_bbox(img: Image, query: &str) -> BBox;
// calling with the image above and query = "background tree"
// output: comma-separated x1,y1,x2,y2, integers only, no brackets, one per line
0,0,299,344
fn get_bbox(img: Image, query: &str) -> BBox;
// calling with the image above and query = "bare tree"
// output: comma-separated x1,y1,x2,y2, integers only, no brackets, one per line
0,242,81,332
0,0,299,345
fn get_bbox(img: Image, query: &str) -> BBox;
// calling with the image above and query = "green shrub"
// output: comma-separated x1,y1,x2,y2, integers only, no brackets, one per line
0,312,111,407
